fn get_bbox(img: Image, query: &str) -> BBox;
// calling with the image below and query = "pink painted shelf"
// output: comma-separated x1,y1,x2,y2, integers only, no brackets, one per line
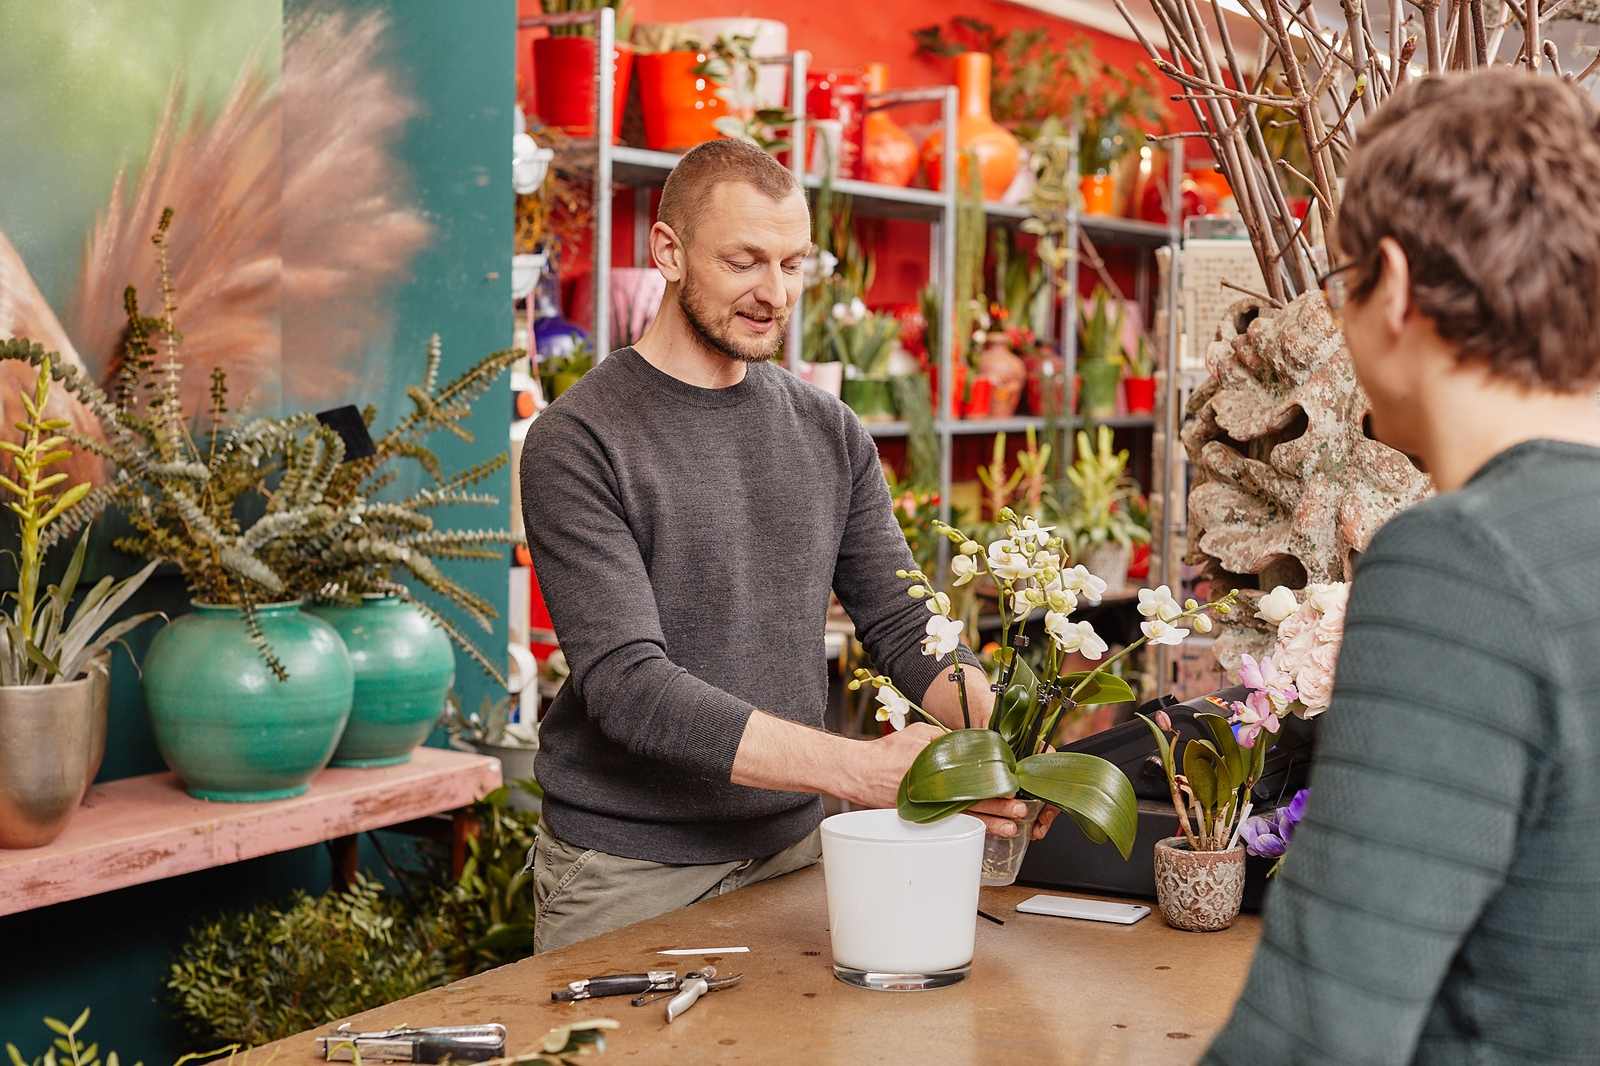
0,746,502,916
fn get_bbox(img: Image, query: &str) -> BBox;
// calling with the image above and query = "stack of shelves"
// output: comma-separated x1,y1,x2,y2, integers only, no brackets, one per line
518,8,1191,692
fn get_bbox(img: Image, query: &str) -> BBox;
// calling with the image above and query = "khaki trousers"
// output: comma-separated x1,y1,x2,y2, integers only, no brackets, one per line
528,824,823,954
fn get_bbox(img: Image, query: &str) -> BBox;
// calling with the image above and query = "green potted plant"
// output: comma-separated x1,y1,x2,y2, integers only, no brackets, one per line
1062,425,1149,593
1076,287,1125,419
271,335,523,768
26,215,356,802
1124,336,1157,414
538,340,593,402
831,303,902,422
0,353,160,846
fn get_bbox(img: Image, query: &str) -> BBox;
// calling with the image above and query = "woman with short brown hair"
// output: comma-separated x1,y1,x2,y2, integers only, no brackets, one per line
1203,70,1600,1064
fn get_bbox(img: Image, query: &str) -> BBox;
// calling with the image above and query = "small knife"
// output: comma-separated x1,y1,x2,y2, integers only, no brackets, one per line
552,970,680,1002
316,1024,506,1063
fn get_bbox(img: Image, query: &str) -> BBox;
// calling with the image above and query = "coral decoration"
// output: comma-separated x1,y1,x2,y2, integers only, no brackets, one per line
1182,292,1432,668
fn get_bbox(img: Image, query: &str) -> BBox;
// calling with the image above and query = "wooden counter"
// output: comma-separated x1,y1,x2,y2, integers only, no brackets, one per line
261,864,1258,1065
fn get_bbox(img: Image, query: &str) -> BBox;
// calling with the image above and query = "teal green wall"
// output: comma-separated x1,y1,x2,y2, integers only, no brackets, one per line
0,1,513,1058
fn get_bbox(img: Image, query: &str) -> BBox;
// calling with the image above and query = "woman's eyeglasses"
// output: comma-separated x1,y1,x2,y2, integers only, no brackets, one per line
1319,262,1359,325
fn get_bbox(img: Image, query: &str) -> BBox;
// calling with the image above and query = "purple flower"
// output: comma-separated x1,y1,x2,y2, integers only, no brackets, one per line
1284,788,1310,825
1240,815,1286,858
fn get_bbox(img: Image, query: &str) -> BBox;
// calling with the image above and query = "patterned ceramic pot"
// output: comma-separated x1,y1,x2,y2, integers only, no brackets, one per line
1153,836,1246,931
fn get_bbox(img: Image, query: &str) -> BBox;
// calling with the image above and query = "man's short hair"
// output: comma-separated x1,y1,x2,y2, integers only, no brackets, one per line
1337,70,1600,391
657,138,805,246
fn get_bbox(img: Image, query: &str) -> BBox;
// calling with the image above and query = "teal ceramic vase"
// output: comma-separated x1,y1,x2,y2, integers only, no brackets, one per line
308,596,456,768
143,601,354,802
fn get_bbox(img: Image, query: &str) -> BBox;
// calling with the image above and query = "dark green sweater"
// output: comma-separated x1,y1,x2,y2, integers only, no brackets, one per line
1204,441,1600,1064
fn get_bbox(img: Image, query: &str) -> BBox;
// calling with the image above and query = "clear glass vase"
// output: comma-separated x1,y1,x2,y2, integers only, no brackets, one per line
979,798,1046,886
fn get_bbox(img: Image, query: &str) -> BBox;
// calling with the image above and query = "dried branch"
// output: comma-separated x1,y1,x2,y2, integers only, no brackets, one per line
1220,279,1285,307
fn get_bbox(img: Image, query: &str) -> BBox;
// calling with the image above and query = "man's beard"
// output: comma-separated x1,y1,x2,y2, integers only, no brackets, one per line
678,274,789,365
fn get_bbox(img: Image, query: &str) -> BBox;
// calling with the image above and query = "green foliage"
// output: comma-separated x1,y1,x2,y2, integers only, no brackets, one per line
1140,711,1272,851
911,17,1094,136
541,0,632,40
165,788,544,1048
1079,288,1127,365
1062,425,1150,556
264,334,522,686
830,312,900,378
895,727,1137,858
0,358,159,684
694,33,793,152
166,874,457,1047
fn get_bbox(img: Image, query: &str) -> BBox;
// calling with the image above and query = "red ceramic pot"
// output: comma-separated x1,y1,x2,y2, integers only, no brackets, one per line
534,36,633,142
807,68,867,180
636,50,725,151
930,360,967,420
1080,174,1117,216
861,63,918,188
1125,375,1158,414
964,377,993,419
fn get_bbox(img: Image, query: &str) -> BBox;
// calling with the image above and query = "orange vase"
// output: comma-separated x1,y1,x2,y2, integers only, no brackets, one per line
861,63,918,188
921,53,1021,201
1080,174,1117,216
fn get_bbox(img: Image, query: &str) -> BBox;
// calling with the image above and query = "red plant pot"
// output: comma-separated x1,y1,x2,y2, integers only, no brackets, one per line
636,50,726,151
1125,375,1158,414
534,36,633,142
807,69,867,179
964,377,993,419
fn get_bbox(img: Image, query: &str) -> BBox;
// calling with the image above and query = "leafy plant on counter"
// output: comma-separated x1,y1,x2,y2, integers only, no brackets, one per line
694,33,793,152
1061,425,1150,559
0,357,159,684
263,334,523,685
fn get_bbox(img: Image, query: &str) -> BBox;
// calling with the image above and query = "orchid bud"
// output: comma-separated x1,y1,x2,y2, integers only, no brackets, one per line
960,541,981,555
908,586,927,599
1154,710,1173,733
1185,598,1199,611
1217,602,1233,616
1194,614,1214,633
848,680,862,691
896,569,909,578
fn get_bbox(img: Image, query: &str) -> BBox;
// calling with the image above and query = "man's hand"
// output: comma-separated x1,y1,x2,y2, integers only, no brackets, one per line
837,723,943,809
967,798,1060,840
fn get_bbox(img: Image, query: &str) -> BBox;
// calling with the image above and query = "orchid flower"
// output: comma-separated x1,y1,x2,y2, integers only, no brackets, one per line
921,615,964,657
1139,617,1189,647
1058,564,1108,603
1013,516,1055,543
986,541,1037,582
1229,691,1282,747
1045,613,1108,659
1137,585,1184,623
949,553,978,586
1237,653,1297,714
874,686,911,731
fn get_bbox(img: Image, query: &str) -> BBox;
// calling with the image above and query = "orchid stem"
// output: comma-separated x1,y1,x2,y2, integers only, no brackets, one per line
953,663,972,729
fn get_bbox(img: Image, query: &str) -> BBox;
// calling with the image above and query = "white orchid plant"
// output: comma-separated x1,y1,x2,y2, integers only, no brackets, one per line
851,508,1236,859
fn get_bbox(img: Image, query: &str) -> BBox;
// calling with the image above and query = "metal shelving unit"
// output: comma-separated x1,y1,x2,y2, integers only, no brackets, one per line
520,8,1189,690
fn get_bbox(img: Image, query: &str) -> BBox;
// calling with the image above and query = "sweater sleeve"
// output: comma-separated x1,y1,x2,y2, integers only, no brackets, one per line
520,409,755,778
1201,503,1553,1065
829,415,979,706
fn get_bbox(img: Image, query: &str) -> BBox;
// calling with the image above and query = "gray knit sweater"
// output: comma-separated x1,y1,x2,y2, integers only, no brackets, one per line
1204,441,1600,1064
520,349,972,864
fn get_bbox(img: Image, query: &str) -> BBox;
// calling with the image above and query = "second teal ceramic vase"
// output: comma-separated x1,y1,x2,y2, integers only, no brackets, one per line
308,596,456,768
143,602,354,802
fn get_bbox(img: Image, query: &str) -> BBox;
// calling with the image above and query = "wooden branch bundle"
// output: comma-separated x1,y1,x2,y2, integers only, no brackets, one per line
1113,0,1580,298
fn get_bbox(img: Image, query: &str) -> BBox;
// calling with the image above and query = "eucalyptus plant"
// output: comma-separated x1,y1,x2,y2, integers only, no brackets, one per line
264,335,523,686
0,358,158,686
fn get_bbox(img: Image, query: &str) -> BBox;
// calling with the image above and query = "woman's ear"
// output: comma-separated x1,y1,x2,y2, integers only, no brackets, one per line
650,222,685,284
1375,236,1412,338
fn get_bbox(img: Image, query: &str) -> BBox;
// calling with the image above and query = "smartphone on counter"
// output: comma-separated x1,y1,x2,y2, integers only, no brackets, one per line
1015,894,1150,925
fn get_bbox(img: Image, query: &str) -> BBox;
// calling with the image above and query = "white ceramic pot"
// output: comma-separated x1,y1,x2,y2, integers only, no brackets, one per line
820,809,985,990
1083,542,1132,596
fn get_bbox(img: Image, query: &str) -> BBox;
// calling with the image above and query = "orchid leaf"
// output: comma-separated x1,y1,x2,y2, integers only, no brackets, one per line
1060,670,1137,707
991,655,1039,748
897,728,1018,821
1198,712,1249,787
1183,742,1219,810
1015,751,1138,859
1137,712,1175,781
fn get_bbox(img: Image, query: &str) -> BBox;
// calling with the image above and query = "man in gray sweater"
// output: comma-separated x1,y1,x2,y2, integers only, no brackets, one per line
1203,72,1600,1062
520,139,1032,953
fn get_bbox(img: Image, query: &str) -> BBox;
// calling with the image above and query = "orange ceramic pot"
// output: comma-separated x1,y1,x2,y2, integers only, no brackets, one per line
921,53,1020,201
534,37,633,142
861,63,918,188
636,50,726,151
978,337,1025,417
1080,174,1117,216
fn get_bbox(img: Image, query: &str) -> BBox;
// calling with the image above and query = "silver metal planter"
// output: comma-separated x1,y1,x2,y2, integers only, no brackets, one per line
0,658,110,848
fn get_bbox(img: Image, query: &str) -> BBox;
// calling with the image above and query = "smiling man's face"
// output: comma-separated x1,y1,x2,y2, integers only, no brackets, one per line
675,181,811,364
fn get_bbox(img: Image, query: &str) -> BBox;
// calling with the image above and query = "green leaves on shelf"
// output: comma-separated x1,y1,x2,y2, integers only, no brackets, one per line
896,727,1138,859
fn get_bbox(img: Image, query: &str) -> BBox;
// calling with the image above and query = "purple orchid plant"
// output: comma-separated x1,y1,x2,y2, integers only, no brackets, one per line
1240,788,1310,877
